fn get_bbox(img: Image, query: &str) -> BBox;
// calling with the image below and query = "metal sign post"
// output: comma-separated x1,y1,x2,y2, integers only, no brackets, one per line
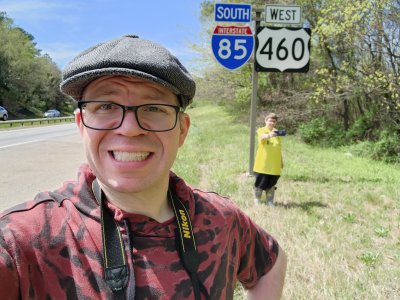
248,9,262,176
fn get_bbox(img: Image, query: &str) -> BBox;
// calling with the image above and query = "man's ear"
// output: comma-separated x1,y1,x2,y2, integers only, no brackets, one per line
178,113,190,147
75,108,85,135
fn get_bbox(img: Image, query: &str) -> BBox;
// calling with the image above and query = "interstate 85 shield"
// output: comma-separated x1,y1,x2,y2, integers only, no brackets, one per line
211,26,254,70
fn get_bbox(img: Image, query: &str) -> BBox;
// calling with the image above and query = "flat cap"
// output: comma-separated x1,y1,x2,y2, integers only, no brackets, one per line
60,34,196,108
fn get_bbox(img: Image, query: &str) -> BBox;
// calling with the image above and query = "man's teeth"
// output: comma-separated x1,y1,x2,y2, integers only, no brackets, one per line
113,151,149,162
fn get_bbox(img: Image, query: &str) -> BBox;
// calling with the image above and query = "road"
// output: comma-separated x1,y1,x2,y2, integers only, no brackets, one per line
0,123,78,149
0,124,86,212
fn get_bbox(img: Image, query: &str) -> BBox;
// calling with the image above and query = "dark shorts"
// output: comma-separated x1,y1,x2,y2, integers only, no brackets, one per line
254,173,280,190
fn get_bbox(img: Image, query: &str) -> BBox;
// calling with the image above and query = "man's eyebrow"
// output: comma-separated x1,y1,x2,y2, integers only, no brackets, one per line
86,88,120,99
146,91,167,99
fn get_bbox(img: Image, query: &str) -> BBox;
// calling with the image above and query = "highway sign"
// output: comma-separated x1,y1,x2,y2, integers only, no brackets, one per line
255,26,311,72
212,26,254,70
214,3,252,23
265,5,302,25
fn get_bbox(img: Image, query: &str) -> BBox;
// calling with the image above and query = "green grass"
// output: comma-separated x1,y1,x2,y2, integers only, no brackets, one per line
173,104,400,299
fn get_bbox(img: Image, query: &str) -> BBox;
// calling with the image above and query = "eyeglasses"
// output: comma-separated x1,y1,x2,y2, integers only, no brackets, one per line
77,101,183,131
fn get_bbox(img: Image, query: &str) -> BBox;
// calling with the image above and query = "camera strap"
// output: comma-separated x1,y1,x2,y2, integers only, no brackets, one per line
169,186,210,300
92,179,209,300
93,179,129,300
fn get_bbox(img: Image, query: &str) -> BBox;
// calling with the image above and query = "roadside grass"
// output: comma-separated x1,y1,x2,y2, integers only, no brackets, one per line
173,104,400,299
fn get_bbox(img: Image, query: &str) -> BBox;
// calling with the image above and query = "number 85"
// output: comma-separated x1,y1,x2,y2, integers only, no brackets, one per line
218,38,247,60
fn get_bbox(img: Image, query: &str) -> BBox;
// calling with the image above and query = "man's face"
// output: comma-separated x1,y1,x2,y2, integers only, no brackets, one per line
265,117,277,130
76,76,190,194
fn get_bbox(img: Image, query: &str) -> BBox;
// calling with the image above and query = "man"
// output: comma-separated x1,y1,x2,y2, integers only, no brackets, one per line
253,113,284,206
0,35,286,299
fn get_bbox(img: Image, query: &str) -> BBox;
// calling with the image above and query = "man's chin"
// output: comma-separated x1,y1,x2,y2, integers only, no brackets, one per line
100,177,150,193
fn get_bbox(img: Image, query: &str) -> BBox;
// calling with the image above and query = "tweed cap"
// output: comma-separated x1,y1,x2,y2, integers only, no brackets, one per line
60,34,196,108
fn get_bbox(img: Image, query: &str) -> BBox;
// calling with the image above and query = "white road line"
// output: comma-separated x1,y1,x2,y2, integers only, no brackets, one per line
0,139,42,150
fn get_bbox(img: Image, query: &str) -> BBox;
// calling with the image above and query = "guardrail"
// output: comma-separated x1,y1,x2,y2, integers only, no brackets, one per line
0,116,75,128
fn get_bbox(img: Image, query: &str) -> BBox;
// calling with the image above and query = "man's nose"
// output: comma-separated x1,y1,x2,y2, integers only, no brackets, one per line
115,110,147,136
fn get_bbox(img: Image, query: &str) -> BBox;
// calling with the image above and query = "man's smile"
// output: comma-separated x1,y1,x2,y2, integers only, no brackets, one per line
111,151,150,162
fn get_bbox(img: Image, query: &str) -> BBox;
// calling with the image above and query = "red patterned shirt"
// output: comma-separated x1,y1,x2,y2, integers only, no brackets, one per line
0,164,279,299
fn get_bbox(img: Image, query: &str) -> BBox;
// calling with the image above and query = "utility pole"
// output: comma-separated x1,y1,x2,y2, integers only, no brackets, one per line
248,8,262,175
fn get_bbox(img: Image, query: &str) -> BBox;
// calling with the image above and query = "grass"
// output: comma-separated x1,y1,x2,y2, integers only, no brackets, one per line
172,104,400,299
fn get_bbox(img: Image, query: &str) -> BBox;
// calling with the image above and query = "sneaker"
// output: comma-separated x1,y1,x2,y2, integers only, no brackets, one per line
254,198,260,205
267,201,274,207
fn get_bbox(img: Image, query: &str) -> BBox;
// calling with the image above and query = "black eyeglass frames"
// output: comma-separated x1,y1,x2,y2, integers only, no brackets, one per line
77,101,183,132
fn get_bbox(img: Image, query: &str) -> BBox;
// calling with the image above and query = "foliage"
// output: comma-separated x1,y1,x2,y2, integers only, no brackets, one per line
299,114,400,162
372,129,400,163
0,12,73,119
298,117,346,147
301,0,399,133
308,0,399,128
342,140,376,160
195,63,254,111
345,111,377,141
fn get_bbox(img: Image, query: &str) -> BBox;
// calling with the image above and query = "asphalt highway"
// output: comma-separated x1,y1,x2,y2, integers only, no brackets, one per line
0,124,86,212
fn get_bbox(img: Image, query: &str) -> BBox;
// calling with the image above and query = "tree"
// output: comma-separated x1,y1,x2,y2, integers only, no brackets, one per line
305,0,399,132
0,12,72,118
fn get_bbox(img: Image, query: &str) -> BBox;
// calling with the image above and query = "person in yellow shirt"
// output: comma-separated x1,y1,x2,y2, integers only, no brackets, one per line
253,113,284,206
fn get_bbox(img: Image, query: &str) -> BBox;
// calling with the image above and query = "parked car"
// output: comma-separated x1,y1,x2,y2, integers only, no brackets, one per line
44,109,61,118
0,106,8,121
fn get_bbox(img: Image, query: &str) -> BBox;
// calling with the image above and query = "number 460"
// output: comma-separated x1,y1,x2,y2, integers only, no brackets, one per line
260,37,305,61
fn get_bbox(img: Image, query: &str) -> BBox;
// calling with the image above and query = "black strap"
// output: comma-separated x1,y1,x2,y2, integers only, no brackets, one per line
93,179,208,300
169,188,210,300
93,180,129,300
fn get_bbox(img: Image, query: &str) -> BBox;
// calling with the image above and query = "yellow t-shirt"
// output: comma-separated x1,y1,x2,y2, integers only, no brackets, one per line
253,127,283,175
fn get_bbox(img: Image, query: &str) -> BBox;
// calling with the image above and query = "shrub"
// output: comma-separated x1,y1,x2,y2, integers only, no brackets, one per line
299,117,345,147
342,141,375,159
346,112,377,141
340,130,400,164
372,130,400,164
233,86,252,113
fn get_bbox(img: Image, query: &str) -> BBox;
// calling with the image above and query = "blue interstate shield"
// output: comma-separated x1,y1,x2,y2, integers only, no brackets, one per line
211,26,254,70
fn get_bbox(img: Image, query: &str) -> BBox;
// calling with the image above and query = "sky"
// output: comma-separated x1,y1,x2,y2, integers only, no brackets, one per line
0,0,205,72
